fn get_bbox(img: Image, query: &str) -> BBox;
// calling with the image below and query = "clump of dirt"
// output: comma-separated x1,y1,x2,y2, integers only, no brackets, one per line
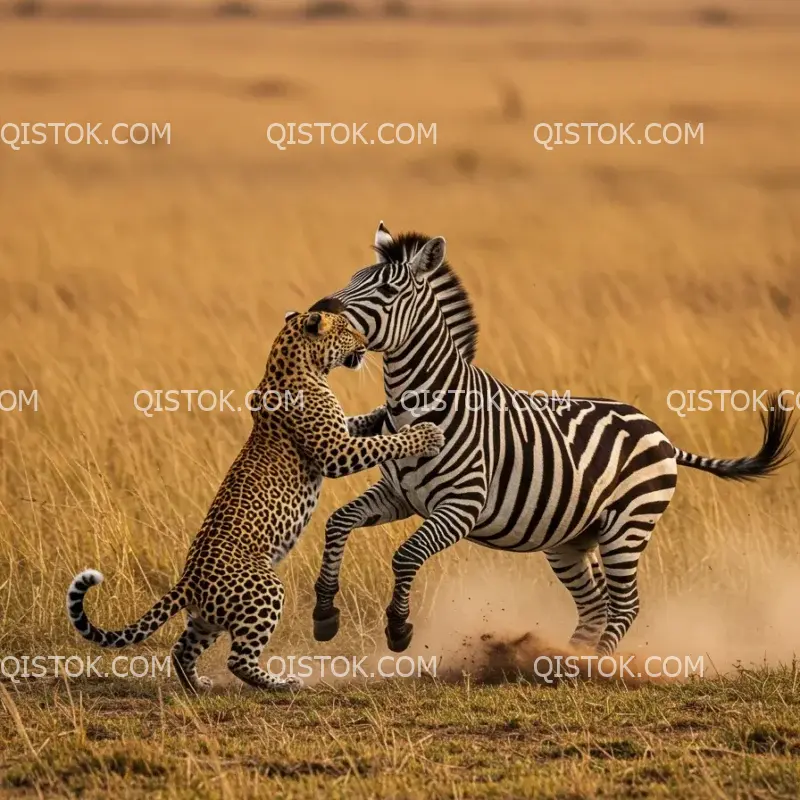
437,630,671,686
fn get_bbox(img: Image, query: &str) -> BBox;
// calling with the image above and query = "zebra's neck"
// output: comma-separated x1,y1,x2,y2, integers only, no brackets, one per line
383,289,469,414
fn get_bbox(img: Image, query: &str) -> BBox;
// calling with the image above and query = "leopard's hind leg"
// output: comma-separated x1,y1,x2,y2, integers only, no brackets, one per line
223,568,302,691
172,612,223,693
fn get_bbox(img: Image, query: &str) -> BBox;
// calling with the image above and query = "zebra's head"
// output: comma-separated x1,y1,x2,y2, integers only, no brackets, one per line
310,222,448,353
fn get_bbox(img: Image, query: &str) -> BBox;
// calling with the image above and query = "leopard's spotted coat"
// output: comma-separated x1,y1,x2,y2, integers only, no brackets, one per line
66,311,444,691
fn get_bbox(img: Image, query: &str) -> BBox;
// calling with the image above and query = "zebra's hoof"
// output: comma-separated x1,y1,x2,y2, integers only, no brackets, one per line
313,607,340,642
386,622,413,653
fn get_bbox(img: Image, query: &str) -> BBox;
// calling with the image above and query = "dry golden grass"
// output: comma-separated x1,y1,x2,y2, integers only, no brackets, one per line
1,6,800,797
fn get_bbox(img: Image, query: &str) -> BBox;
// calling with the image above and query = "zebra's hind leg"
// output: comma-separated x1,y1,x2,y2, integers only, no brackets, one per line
546,547,608,650
596,522,656,656
172,613,223,693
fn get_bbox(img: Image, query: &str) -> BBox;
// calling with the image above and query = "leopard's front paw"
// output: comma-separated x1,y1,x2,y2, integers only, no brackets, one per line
414,422,445,457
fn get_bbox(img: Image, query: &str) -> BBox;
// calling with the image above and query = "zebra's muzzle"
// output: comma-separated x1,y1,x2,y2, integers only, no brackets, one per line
309,296,346,314
309,295,368,338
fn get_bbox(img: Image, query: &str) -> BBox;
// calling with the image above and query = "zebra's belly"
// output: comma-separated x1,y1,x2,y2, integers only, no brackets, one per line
468,509,588,552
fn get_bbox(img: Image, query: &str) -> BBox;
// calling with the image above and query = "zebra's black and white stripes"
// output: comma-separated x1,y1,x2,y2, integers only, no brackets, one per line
310,223,793,656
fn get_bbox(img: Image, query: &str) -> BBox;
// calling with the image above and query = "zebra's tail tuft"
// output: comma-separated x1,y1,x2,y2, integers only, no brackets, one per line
675,392,795,482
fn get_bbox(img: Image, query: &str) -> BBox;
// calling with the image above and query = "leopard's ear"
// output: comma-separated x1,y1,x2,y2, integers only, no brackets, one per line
284,310,300,322
303,311,323,337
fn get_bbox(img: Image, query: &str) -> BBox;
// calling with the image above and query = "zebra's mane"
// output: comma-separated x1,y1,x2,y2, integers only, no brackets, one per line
373,230,479,363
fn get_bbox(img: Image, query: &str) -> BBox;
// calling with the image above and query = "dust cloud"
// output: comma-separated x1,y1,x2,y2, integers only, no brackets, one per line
407,547,800,685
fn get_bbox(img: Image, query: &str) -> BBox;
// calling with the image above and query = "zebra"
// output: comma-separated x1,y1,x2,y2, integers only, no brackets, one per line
308,222,793,656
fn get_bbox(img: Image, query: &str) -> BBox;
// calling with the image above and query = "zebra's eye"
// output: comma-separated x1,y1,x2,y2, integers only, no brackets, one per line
382,284,400,300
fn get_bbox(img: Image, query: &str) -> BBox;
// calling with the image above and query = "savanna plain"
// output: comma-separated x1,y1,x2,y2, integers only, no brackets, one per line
1,3,800,797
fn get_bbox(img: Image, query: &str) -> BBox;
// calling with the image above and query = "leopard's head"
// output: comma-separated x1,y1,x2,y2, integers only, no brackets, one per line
282,310,368,374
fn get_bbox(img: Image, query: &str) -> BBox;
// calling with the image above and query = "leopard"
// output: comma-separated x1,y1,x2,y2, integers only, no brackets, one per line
66,310,445,692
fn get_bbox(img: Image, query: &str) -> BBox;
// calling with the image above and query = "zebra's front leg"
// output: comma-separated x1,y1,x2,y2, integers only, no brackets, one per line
313,479,413,642
385,501,482,653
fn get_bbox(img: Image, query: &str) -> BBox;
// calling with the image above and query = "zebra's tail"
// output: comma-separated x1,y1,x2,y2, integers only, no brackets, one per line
66,569,189,648
674,393,795,482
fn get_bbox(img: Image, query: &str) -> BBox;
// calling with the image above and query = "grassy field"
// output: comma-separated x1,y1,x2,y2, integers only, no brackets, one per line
2,667,800,798
1,3,800,797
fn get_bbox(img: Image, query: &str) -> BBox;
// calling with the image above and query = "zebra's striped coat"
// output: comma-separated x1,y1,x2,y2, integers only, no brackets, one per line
310,224,792,655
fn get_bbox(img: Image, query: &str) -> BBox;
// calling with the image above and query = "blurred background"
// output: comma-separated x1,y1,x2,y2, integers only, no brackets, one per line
0,0,798,670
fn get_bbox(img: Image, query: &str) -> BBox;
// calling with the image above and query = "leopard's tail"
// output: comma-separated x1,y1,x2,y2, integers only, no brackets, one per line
66,569,189,649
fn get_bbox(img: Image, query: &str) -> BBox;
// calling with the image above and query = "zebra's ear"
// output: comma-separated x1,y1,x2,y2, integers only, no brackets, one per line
409,236,446,276
374,220,393,254
284,310,300,322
